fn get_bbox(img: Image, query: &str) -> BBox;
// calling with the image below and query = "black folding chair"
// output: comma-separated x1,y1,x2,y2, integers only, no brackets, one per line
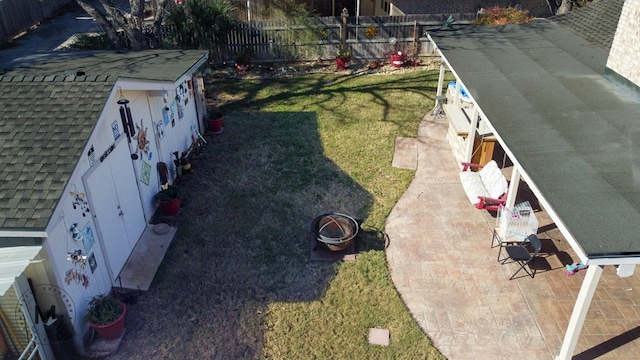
502,234,542,280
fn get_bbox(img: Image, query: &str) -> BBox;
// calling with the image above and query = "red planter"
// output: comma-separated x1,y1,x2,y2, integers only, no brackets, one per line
235,60,250,71
336,57,351,70
159,198,181,216
207,115,224,134
390,53,405,67
89,303,126,340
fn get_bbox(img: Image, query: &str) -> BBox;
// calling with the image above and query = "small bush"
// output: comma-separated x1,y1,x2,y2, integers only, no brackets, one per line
474,6,533,26
65,33,115,50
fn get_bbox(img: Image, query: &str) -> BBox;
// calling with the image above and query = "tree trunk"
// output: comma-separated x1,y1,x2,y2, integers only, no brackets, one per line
76,0,125,49
75,0,169,50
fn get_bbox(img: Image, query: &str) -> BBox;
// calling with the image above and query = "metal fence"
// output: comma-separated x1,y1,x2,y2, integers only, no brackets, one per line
0,0,73,43
208,14,478,63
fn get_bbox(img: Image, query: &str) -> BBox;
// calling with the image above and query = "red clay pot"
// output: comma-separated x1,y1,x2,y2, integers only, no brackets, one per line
390,53,405,67
159,198,181,216
207,115,224,134
336,57,351,70
89,303,126,340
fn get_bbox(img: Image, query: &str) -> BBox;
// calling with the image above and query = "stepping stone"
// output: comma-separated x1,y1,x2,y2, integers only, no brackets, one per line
368,328,390,346
391,137,417,170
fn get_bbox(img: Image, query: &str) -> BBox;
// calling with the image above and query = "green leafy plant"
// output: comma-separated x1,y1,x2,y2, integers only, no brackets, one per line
474,6,533,25
234,48,254,63
335,46,352,60
154,184,183,202
84,293,123,325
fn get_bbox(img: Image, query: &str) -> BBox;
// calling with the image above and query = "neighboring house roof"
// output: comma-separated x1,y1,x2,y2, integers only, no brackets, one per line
551,0,625,52
428,5,640,260
392,0,552,17
0,50,207,234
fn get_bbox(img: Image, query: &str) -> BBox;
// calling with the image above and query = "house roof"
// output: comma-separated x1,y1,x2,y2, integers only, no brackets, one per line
0,50,207,234
428,1,640,261
550,0,625,52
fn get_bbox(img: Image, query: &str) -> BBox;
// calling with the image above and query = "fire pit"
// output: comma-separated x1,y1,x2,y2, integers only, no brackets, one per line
312,213,359,251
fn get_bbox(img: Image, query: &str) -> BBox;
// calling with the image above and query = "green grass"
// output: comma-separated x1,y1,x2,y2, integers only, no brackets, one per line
111,69,446,359
212,70,445,358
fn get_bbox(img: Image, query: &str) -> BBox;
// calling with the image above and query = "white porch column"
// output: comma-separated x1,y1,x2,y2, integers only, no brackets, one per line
464,106,479,163
506,168,520,209
436,61,446,97
556,264,603,360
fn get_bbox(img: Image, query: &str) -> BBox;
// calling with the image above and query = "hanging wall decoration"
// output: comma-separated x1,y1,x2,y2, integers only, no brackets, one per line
111,120,121,140
70,189,90,216
88,252,97,273
170,101,176,127
81,223,95,253
132,119,150,160
141,161,152,185
65,249,89,288
87,145,96,166
156,120,165,140
117,91,136,144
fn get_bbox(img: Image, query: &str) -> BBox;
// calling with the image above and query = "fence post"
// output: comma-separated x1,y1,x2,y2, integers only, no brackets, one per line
340,8,349,48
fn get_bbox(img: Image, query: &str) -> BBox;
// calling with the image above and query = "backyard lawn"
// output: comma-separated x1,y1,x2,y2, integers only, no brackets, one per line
109,65,446,359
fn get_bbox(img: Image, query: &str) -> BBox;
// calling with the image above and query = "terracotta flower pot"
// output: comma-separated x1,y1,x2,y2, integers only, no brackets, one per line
89,303,126,340
336,57,351,70
207,115,224,134
390,53,405,67
159,198,181,216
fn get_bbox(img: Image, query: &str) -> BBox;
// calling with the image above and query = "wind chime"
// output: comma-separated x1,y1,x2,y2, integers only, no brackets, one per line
118,90,136,146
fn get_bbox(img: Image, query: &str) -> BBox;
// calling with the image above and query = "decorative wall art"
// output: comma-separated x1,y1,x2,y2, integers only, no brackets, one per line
88,145,96,166
82,223,95,253
88,252,97,273
162,106,170,126
111,120,121,140
132,119,150,160
141,161,152,185
156,120,165,140
177,102,184,121
170,101,176,127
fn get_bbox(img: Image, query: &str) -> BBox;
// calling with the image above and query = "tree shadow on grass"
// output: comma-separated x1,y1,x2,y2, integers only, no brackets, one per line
110,112,374,359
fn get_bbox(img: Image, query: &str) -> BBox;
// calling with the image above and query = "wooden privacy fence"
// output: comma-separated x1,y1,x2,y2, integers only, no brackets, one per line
0,0,73,43
209,14,478,63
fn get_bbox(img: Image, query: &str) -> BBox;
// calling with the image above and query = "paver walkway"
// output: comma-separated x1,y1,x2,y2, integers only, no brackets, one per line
385,113,640,359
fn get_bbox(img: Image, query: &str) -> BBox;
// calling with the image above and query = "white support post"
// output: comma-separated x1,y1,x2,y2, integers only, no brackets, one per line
436,61,445,97
556,265,603,360
463,107,479,163
506,168,520,209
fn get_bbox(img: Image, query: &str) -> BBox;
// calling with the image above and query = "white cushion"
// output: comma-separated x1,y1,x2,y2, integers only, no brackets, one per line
478,160,508,199
459,171,489,204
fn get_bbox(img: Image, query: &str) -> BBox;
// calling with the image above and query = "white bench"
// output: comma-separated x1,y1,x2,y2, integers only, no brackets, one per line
459,160,508,211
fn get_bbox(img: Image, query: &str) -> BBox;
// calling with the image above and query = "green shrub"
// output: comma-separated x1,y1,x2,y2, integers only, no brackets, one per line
474,6,533,25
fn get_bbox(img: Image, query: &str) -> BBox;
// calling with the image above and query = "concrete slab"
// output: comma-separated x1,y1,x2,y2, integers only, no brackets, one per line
368,328,390,346
391,137,417,170
117,224,177,291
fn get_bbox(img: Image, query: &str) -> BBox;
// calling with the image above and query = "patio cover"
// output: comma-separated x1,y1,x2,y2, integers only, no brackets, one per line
428,20,640,266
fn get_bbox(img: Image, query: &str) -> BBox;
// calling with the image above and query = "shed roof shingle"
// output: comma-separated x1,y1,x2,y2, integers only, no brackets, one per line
0,50,207,232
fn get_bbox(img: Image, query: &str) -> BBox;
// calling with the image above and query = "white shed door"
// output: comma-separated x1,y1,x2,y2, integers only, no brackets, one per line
85,140,146,282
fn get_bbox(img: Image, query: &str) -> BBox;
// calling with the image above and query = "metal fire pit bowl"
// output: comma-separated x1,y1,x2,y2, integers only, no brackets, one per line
313,213,359,251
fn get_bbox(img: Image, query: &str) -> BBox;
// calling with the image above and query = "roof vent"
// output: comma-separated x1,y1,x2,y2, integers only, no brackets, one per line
76,70,86,76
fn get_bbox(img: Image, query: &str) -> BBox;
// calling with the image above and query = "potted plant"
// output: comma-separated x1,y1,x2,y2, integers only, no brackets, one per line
84,293,126,340
234,49,254,71
206,110,224,134
335,46,352,70
154,184,183,216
